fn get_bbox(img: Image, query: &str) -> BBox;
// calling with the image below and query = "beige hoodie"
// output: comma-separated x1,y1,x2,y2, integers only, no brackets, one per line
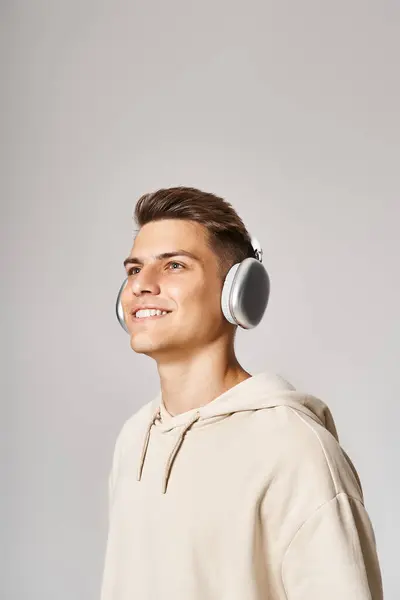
100,370,383,599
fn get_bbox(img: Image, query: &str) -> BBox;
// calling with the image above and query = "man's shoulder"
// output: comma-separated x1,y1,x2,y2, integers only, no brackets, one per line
263,404,364,502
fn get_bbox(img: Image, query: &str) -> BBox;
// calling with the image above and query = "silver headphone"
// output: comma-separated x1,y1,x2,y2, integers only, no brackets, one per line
116,235,270,333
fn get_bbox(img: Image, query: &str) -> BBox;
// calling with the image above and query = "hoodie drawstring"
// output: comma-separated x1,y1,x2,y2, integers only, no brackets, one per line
136,407,201,494
162,411,201,494
136,406,161,483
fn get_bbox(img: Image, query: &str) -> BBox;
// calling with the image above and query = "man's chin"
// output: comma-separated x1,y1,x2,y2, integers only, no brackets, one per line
129,336,190,362
129,336,166,357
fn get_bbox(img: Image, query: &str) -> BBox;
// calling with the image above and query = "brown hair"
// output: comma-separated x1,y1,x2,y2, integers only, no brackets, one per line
133,186,255,279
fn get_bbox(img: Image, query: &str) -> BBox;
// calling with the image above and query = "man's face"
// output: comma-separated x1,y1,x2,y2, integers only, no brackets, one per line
121,219,232,360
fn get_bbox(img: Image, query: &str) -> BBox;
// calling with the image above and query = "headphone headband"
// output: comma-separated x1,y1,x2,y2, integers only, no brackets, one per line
250,235,263,263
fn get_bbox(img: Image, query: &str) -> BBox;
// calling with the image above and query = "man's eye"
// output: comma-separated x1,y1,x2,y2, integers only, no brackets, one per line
126,262,184,276
167,262,184,270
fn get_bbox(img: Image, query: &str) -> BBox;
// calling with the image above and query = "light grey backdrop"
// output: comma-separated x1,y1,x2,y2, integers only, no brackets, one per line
2,1,399,598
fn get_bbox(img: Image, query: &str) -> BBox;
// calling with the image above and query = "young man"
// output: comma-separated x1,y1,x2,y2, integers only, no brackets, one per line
100,187,383,599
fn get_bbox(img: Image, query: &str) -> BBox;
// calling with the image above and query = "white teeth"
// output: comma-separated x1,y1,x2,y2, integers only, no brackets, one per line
135,309,168,319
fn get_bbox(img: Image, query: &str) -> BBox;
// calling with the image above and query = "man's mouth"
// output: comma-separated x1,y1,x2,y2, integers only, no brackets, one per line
132,309,171,321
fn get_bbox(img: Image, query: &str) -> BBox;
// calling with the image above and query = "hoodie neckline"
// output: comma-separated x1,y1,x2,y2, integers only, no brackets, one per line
151,370,296,433
136,369,338,494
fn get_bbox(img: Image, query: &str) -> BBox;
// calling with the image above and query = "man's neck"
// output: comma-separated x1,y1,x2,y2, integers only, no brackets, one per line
156,349,251,416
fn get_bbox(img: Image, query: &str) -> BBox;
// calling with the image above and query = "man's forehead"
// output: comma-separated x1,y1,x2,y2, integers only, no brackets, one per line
130,220,209,255
135,218,205,238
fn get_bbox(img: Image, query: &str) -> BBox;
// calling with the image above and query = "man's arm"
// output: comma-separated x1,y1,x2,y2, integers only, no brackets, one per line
281,492,383,599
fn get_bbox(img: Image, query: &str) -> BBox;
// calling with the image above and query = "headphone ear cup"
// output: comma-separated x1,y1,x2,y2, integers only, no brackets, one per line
221,258,270,329
221,263,241,325
116,277,130,333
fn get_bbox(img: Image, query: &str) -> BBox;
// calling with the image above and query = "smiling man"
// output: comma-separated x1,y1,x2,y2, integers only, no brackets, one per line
100,186,383,600
123,218,240,381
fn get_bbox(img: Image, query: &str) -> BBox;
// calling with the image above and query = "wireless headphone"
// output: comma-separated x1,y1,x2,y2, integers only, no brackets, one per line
116,235,270,333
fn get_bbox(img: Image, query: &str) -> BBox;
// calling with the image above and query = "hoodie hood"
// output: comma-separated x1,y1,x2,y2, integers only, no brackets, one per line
136,370,339,494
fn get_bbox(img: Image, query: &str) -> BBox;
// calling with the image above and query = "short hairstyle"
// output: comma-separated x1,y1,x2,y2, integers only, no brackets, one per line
133,186,255,279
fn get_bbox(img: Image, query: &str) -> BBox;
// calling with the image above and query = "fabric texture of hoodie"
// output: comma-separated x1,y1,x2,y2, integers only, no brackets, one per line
100,370,383,599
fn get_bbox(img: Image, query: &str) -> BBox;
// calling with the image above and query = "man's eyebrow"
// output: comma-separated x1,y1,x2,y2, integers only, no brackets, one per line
123,250,200,269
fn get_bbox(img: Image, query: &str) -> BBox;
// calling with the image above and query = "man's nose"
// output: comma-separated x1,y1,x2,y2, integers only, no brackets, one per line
130,266,161,296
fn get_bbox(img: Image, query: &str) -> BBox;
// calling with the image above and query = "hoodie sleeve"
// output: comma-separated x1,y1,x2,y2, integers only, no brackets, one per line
107,468,114,524
106,421,126,523
281,492,383,599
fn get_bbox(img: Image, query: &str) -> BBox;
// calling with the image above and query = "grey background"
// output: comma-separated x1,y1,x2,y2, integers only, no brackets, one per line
2,1,399,598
